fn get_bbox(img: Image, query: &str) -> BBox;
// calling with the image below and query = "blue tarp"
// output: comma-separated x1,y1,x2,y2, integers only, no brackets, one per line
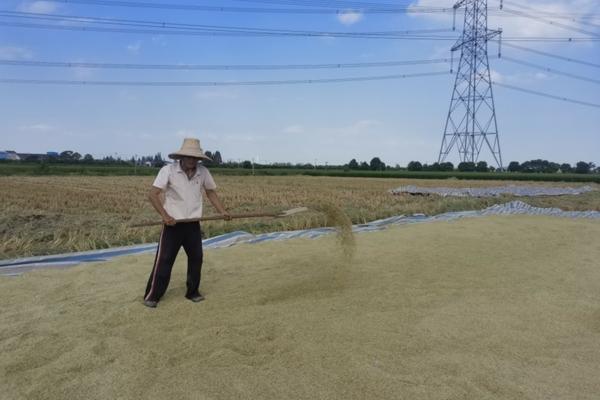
1,201,598,276
391,184,594,197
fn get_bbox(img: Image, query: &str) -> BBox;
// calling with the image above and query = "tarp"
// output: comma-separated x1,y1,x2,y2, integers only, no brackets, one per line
390,184,594,197
1,200,598,276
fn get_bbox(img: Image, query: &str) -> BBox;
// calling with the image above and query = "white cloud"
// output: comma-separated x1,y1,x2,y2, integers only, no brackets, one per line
118,90,138,102
225,133,265,143
334,119,382,138
534,72,551,80
127,41,142,55
494,70,555,85
429,44,452,60
174,129,196,138
19,123,55,132
151,35,167,47
18,1,59,13
317,35,337,45
0,46,33,60
337,10,364,25
490,69,504,83
69,59,94,79
409,0,598,41
283,125,304,134
194,88,240,100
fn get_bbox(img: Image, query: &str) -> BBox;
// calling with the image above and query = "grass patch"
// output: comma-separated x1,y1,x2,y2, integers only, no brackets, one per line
1,163,599,183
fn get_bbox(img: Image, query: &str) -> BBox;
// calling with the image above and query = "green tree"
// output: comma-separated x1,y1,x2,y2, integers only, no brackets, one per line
559,163,572,173
458,161,476,172
476,161,488,172
575,161,591,174
348,159,359,170
152,153,165,167
407,161,422,171
213,151,223,165
59,150,74,161
369,157,385,171
242,160,252,169
203,151,214,167
440,162,454,171
429,162,441,171
507,161,521,172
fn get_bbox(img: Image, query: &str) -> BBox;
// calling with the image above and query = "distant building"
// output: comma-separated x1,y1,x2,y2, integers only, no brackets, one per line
0,151,21,160
16,153,49,161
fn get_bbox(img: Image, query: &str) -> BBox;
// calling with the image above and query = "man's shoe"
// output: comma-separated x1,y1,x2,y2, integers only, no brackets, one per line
143,300,158,308
186,293,205,303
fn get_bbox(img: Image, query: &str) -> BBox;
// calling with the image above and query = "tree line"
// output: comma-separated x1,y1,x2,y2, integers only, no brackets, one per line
7,150,598,174
23,150,225,168
406,159,597,174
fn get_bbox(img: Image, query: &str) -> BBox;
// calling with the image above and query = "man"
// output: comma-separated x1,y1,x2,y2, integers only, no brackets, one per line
143,137,231,308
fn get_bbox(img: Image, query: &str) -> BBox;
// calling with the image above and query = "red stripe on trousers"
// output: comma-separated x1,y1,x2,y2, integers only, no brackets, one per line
144,227,165,301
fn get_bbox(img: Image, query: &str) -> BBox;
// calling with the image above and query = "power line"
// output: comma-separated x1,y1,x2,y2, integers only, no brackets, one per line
501,8,600,38
8,0,600,18
232,0,600,19
31,0,600,20
2,11,600,42
502,43,600,69
228,0,443,8
50,0,455,14
501,0,600,27
0,10,442,34
493,81,600,109
0,11,456,38
2,20,597,42
498,37,599,42
0,57,450,70
0,70,450,86
501,56,600,85
0,21,463,39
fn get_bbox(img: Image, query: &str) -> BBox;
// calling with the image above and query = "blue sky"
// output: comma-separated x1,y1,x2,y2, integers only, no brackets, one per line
1,0,598,167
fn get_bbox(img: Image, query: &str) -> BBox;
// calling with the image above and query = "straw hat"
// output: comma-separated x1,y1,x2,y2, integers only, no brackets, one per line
168,138,212,160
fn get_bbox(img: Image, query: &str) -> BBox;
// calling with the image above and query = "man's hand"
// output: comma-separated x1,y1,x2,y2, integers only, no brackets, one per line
162,213,176,226
149,186,176,226
222,211,232,221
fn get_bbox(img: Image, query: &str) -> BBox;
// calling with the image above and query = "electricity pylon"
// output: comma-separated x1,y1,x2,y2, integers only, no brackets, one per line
438,0,503,169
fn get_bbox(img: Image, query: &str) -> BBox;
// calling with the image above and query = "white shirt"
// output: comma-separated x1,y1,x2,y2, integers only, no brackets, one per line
152,162,217,220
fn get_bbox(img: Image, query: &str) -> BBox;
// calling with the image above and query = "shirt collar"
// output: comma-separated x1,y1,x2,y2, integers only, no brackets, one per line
175,161,200,178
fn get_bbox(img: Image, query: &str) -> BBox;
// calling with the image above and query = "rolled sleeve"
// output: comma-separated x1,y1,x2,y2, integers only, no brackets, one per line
203,169,217,191
152,165,170,189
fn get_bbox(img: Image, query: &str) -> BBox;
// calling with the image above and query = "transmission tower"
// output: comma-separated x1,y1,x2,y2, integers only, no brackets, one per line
438,0,503,169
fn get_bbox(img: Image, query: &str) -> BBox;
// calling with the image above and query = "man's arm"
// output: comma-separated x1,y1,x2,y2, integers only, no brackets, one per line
205,189,232,220
148,186,176,225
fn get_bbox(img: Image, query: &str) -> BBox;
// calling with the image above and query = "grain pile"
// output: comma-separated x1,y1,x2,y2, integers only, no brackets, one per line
1,216,600,400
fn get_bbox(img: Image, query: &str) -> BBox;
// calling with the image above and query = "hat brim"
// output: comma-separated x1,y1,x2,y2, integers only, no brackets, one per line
168,151,212,161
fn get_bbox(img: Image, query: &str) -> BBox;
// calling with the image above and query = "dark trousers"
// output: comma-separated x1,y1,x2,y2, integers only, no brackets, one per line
144,222,203,302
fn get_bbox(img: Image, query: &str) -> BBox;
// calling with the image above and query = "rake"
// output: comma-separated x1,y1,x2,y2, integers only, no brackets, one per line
129,207,308,228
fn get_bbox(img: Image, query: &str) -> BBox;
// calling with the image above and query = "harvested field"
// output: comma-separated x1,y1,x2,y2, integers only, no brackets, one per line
1,215,599,399
0,175,598,259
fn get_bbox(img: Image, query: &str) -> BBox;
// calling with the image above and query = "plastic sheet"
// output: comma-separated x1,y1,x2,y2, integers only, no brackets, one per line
1,201,598,276
391,184,594,197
